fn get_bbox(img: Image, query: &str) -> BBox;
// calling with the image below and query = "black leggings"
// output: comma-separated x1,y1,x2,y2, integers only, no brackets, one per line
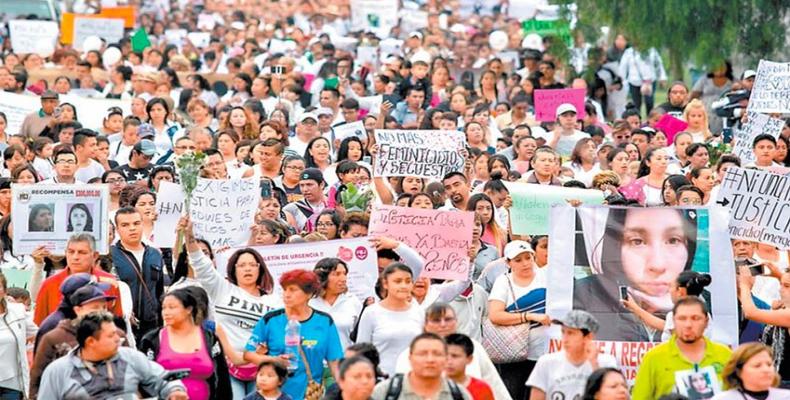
496,359,537,400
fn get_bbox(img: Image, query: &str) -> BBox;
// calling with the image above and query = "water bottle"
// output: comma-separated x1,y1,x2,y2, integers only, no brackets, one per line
284,319,301,374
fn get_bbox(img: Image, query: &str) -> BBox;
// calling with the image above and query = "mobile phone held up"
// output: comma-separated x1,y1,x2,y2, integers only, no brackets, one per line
260,180,272,199
619,286,629,301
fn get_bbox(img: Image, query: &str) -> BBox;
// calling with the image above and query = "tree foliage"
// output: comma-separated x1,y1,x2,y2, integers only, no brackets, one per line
562,0,790,79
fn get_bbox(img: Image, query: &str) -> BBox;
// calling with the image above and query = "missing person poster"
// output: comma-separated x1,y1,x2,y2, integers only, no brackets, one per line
214,238,378,301
546,205,738,382
11,184,109,255
374,129,466,180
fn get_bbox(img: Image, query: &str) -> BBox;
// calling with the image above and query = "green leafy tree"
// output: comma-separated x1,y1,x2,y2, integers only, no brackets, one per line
560,0,790,80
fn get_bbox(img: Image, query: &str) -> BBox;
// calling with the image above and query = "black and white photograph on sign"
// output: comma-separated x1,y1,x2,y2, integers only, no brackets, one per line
674,366,721,399
547,205,738,345
11,184,109,255
27,203,54,232
66,203,94,232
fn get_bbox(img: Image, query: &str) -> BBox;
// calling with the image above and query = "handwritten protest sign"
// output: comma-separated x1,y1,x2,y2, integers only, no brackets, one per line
733,112,785,165
73,17,125,50
654,114,689,144
717,167,790,249
374,130,466,180
153,181,185,248
11,184,109,255
368,205,474,280
547,205,738,383
214,238,378,301
190,178,260,248
334,121,366,141
350,0,399,33
749,60,790,114
0,92,131,134
533,88,586,121
504,182,604,235
9,20,59,57
399,9,429,34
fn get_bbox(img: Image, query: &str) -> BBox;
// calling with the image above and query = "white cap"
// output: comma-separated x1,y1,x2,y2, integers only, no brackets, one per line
410,50,432,65
555,103,577,117
408,31,423,40
299,113,318,123
742,69,757,80
230,21,245,30
504,240,535,261
316,107,333,117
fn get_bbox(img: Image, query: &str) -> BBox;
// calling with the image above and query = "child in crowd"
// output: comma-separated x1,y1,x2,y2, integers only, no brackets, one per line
445,333,495,400
244,361,292,400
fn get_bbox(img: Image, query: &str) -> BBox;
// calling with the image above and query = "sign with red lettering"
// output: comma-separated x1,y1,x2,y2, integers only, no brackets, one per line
545,205,739,383
368,204,474,280
11,184,109,255
214,238,378,301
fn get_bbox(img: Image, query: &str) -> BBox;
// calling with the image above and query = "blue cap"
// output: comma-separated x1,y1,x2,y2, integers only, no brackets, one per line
60,273,110,297
134,139,157,156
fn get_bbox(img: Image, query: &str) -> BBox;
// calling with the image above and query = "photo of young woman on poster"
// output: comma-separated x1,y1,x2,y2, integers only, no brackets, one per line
573,207,701,341
28,203,54,232
67,203,94,233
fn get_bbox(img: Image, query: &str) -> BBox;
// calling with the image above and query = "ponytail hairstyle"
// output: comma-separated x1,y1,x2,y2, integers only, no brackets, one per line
676,271,712,296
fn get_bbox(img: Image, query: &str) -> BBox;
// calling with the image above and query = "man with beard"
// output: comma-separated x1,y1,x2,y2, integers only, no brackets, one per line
440,172,470,211
632,297,732,398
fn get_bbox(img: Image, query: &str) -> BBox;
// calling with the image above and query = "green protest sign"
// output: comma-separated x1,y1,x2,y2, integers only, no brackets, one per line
521,19,572,47
504,182,604,235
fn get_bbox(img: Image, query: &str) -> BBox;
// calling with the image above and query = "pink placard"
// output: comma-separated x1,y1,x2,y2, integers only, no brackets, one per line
302,73,315,91
533,88,587,122
368,205,474,280
654,114,688,144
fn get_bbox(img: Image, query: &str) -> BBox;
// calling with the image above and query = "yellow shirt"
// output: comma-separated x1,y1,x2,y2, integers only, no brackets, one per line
632,335,732,399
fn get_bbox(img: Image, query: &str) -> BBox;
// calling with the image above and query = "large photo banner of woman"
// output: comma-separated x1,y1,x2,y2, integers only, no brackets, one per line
546,205,738,380
11,184,109,255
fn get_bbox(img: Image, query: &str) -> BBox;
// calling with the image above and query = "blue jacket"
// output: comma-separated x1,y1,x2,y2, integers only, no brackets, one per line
111,242,164,325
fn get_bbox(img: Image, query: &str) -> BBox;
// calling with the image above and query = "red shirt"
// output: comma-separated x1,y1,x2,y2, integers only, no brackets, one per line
33,266,123,325
466,377,495,400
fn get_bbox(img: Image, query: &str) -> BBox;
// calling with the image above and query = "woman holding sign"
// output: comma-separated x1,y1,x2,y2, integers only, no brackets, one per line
180,217,281,400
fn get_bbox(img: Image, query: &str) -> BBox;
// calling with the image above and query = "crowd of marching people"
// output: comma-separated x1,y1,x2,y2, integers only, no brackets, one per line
0,0,789,399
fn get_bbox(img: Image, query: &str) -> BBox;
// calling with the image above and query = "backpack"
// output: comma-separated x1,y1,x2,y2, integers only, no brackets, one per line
384,374,464,400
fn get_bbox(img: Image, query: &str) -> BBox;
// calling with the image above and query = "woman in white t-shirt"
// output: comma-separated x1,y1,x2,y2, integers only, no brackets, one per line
309,258,363,350
488,240,551,400
355,263,424,376
563,138,601,188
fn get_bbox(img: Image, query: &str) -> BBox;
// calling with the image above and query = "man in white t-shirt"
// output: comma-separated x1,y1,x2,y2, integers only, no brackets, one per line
526,310,618,400
288,112,319,156
74,130,106,183
546,103,589,158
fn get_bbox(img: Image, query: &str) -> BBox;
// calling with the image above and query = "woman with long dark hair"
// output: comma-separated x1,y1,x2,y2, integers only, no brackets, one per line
139,287,232,400
67,203,93,232
180,217,280,399
573,207,699,341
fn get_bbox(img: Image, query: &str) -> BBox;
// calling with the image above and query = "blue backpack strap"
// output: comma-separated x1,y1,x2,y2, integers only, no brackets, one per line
385,374,404,400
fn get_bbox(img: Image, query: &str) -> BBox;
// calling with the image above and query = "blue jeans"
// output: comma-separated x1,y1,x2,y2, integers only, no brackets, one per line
230,375,256,400
0,387,22,400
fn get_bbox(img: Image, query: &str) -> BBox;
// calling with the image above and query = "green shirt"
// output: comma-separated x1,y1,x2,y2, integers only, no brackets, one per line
632,335,732,399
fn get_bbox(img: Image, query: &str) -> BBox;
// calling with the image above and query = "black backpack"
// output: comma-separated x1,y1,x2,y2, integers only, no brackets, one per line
384,374,464,400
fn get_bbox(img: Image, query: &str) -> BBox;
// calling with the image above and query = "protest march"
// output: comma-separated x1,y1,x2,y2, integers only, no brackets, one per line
0,0,789,399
